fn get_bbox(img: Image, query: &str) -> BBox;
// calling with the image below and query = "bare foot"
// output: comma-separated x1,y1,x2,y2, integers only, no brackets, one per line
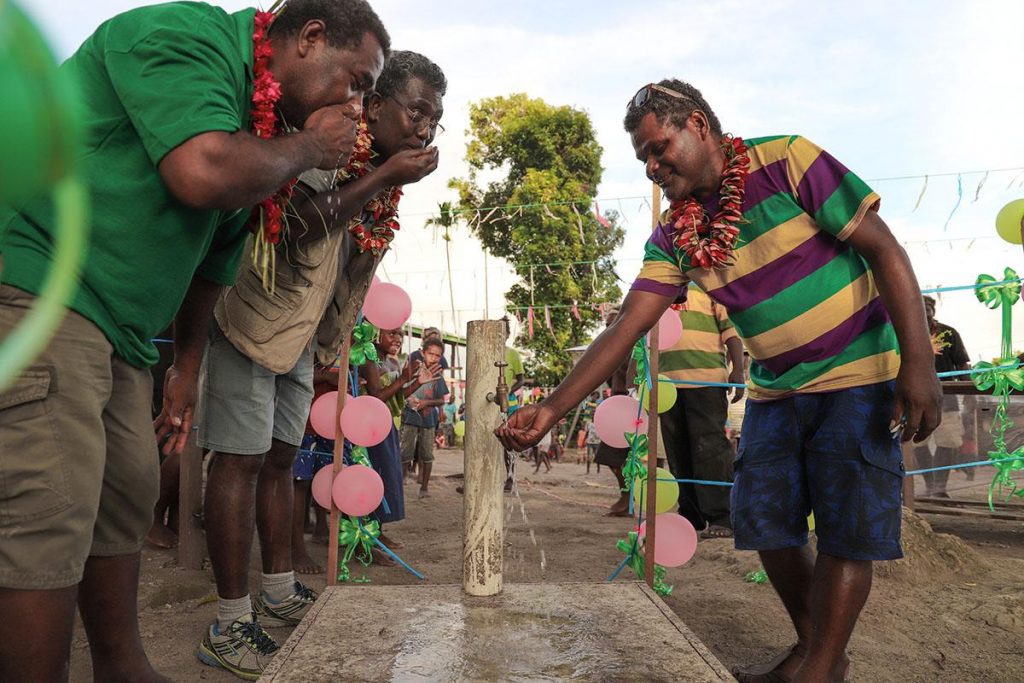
293,551,324,575
146,523,178,549
378,533,404,549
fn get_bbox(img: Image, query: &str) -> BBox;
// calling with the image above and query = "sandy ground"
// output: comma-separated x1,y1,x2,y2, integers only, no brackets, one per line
69,448,1024,682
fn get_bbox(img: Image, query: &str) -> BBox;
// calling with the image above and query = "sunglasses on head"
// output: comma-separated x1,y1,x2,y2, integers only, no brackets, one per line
627,83,697,111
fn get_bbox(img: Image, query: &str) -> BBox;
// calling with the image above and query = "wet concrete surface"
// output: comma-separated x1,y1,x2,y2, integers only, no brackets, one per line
260,582,730,682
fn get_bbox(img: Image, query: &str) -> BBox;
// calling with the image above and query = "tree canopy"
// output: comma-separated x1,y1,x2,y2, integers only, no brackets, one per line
450,93,624,384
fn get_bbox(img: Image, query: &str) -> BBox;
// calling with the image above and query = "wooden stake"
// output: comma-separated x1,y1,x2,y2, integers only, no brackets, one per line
326,340,351,587
644,182,662,588
462,320,505,596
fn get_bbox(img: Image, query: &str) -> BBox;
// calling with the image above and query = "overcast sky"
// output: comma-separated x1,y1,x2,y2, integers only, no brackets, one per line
22,0,1024,361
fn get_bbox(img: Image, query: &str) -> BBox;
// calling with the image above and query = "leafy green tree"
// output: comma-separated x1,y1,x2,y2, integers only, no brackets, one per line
450,94,624,384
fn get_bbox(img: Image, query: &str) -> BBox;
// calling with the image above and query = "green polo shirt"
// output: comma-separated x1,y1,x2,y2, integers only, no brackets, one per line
0,2,256,367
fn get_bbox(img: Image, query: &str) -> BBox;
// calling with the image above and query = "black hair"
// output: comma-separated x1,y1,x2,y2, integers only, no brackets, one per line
623,78,722,136
374,50,447,99
270,0,391,55
923,295,937,307
422,338,444,352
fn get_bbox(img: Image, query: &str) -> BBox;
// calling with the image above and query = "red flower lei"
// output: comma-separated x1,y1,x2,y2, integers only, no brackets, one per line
668,135,749,270
246,10,296,291
335,121,403,256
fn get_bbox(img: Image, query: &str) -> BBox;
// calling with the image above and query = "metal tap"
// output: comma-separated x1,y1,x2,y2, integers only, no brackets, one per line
487,361,509,414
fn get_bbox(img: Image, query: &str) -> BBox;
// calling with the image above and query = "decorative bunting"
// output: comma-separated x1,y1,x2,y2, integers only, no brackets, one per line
913,174,928,212
595,202,611,229
942,174,962,231
527,306,535,338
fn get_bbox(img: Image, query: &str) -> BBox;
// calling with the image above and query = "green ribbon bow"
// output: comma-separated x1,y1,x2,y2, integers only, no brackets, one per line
975,267,1020,360
349,445,371,467
621,432,648,488
349,322,379,367
337,516,380,580
615,532,673,596
971,360,1024,393
744,569,768,585
973,268,1024,508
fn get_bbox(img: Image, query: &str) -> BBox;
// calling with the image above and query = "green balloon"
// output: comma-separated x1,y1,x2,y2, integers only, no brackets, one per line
454,421,466,438
0,2,88,393
0,0,80,204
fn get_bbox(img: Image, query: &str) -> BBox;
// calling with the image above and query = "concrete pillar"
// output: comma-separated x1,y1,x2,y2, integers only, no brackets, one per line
462,320,505,596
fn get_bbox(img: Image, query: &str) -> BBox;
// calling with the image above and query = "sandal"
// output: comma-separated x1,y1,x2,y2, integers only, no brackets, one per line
700,523,734,539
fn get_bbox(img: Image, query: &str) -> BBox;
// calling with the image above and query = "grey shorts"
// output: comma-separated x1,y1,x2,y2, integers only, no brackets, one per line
0,286,159,589
198,324,314,454
400,424,435,464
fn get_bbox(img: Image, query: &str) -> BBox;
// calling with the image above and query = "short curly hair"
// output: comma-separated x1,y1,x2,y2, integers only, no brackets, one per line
623,78,722,136
270,0,391,54
374,50,447,99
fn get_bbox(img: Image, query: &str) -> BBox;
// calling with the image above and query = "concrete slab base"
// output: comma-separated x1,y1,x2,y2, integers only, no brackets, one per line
259,582,731,682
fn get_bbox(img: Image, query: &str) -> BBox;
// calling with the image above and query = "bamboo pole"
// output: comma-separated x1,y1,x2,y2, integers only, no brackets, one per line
326,341,351,587
462,320,505,596
644,183,662,587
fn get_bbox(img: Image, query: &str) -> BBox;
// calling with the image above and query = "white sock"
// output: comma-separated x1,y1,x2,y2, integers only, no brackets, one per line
262,571,296,603
216,594,252,632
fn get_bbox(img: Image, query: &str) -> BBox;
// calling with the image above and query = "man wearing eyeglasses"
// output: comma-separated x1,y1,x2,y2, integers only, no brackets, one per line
497,79,941,683
196,50,444,678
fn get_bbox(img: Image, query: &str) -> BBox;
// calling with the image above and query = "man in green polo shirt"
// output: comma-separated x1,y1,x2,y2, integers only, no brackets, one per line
0,1,389,680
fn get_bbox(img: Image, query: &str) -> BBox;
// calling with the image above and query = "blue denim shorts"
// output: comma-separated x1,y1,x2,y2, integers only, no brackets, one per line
732,381,904,561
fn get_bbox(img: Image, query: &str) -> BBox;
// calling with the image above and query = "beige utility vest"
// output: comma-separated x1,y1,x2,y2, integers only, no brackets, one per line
214,168,363,374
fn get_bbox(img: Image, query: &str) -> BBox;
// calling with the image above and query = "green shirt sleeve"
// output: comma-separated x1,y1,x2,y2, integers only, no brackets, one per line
197,212,249,286
103,19,246,166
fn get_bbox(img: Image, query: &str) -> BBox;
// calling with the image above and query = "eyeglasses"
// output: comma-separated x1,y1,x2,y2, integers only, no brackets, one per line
627,83,697,111
388,95,445,135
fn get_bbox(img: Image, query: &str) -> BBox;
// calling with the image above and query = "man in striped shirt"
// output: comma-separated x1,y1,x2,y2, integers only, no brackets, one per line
497,79,941,683
661,284,745,538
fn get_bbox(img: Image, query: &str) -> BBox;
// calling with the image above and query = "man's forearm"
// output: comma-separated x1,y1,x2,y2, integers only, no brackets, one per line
866,246,933,370
173,275,223,374
288,168,396,248
161,130,324,211
725,337,745,375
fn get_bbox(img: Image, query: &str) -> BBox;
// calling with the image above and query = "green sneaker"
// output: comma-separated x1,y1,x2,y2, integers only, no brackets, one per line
196,613,279,681
253,581,319,628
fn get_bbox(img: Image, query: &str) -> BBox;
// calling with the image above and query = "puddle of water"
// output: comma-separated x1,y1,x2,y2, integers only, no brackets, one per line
389,602,607,682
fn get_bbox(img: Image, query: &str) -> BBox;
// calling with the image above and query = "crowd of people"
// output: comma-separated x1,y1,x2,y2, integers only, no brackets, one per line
0,1,977,682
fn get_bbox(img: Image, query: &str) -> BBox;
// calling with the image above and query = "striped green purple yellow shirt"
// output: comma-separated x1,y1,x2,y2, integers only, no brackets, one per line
632,135,899,401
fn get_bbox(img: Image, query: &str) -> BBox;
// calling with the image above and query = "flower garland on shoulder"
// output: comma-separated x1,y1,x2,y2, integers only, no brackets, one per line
335,121,403,256
668,135,749,270
246,9,296,292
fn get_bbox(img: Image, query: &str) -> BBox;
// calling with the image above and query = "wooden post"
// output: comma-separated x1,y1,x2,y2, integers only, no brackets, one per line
325,342,352,587
462,320,505,596
644,182,663,587
177,440,204,570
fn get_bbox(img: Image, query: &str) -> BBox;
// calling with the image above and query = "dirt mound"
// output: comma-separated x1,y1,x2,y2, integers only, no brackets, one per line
876,507,990,581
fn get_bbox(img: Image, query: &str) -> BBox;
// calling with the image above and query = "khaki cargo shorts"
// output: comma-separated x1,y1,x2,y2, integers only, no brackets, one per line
0,285,159,589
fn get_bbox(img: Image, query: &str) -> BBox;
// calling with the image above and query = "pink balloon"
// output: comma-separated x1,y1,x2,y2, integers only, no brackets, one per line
340,395,393,447
332,464,384,517
593,395,648,448
639,513,698,567
656,308,683,350
311,465,335,510
309,391,339,440
362,282,412,329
